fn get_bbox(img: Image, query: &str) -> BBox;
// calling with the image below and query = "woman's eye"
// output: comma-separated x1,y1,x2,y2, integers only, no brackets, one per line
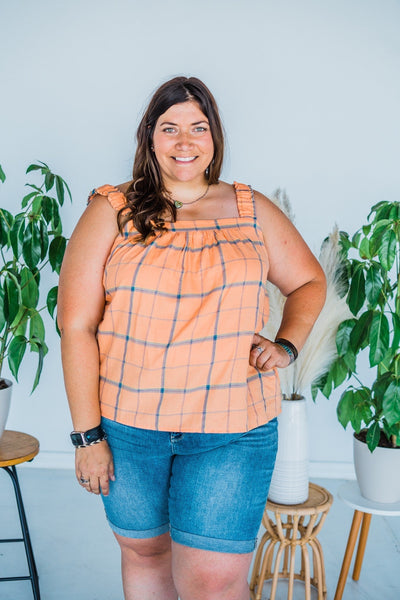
194,126,207,132
163,127,176,133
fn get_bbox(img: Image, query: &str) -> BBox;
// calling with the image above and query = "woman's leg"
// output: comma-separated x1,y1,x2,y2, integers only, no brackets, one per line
115,532,178,600
168,419,278,600
172,542,252,600
100,419,176,599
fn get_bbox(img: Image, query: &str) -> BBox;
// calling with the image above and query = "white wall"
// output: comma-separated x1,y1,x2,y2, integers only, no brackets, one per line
1,0,399,472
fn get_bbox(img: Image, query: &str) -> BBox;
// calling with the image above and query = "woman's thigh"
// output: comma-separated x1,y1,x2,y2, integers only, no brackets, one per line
169,418,278,554
101,418,173,538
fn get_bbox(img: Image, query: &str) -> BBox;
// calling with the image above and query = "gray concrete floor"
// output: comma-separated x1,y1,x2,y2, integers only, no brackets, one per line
0,470,399,599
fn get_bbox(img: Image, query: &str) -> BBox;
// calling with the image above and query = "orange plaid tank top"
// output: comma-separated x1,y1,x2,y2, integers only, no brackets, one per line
88,182,281,433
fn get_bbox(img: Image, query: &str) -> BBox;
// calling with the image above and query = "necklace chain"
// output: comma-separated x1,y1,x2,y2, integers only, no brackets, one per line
172,184,210,209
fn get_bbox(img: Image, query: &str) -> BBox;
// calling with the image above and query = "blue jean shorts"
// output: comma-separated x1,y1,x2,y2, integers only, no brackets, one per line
100,417,278,554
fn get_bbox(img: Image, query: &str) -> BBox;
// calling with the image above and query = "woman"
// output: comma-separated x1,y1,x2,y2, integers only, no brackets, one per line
58,76,326,600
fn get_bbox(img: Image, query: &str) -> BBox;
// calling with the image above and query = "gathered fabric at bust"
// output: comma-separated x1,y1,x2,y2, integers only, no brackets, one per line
88,182,281,433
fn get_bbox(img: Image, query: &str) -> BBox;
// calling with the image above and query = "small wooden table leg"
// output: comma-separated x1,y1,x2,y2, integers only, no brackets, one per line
352,512,371,581
334,510,363,600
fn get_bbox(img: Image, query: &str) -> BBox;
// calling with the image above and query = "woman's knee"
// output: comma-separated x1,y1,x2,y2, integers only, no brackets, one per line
172,544,252,598
115,532,172,564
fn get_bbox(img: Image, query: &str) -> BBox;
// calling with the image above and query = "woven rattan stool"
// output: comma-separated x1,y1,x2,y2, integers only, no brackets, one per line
249,483,333,600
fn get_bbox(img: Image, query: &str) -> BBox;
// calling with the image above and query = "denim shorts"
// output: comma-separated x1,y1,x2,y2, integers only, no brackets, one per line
100,416,278,554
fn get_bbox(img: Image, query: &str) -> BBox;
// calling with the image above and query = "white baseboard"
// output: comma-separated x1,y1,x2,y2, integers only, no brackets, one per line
21,452,357,480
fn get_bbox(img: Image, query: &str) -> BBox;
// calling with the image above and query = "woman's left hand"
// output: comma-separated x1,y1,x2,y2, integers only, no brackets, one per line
249,333,291,371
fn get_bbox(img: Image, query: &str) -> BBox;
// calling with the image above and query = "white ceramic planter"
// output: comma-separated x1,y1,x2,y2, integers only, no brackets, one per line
268,397,309,505
353,434,400,503
0,379,12,439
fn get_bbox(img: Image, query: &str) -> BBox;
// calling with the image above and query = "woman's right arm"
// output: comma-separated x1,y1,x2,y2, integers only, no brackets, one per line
57,195,119,495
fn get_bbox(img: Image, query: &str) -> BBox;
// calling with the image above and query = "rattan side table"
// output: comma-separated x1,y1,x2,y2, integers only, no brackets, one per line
249,482,333,600
0,430,40,599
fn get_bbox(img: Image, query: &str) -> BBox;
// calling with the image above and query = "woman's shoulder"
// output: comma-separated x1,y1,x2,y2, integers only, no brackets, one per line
88,181,132,211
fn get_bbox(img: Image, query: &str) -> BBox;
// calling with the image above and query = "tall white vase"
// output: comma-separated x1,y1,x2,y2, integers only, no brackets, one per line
0,379,12,439
268,397,309,504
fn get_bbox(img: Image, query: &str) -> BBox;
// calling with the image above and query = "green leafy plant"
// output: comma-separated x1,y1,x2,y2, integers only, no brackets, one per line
0,162,70,391
313,200,400,451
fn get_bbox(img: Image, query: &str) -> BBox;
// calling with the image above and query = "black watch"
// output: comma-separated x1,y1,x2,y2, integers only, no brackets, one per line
70,425,107,448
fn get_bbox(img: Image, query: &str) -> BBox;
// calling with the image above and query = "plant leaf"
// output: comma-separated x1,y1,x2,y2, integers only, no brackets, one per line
351,389,373,432
41,196,53,223
39,220,49,259
0,208,13,248
0,164,5,183
392,312,400,352
365,265,382,307
330,357,349,387
369,311,390,366
44,171,55,191
21,191,37,209
378,229,397,270
0,287,5,333
366,422,381,452
29,337,48,392
336,319,356,356
4,275,20,323
10,306,29,337
348,266,365,315
10,213,25,258
8,335,27,380
26,164,42,173
22,221,42,268
29,311,45,341
20,267,39,308
342,349,357,372
359,237,371,259
55,175,65,206
337,390,355,429
49,235,67,273
46,286,58,318
350,309,373,353
382,380,400,426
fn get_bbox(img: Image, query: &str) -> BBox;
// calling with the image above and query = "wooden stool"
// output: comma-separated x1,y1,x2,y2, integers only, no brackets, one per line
334,481,400,600
249,482,333,600
0,430,40,600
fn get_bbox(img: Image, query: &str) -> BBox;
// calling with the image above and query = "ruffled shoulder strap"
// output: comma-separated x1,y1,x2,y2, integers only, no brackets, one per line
233,181,255,219
87,184,127,212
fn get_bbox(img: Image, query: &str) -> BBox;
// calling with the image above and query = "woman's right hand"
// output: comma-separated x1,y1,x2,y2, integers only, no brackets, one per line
75,440,115,496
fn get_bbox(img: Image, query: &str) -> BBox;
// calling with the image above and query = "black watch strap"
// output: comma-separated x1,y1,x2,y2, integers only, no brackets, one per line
70,425,107,448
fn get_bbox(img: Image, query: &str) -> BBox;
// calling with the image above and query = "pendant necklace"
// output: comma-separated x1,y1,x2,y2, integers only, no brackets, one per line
172,184,210,209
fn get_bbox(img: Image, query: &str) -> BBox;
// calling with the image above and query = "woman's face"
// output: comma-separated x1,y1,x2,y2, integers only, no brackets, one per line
152,100,214,187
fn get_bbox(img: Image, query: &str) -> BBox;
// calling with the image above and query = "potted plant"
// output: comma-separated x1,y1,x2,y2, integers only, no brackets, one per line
313,200,400,503
262,190,351,504
0,161,70,437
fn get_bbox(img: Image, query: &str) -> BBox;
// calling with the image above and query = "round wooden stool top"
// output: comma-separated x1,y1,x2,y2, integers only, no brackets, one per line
266,482,333,516
0,430,39,467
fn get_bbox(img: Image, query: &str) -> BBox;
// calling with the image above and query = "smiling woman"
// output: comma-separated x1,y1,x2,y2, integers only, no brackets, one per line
120,76,225,241
57,75,326,600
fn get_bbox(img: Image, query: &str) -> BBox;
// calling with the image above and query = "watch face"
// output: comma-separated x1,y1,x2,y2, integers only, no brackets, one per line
70,432,84,447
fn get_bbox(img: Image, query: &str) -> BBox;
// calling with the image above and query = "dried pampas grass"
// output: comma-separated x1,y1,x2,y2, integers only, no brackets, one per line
261,190,351,398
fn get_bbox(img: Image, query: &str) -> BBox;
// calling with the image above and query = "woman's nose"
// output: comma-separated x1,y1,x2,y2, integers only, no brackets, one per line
176,131,192,148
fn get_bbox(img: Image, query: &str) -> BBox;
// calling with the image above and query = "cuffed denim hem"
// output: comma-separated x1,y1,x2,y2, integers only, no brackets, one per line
170,526,256,554
107,518,170,539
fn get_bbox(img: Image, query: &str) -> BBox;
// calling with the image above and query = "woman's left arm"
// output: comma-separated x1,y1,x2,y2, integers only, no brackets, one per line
249,190,327,371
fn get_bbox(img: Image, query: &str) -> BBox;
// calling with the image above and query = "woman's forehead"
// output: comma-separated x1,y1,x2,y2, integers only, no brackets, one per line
157,101,207,124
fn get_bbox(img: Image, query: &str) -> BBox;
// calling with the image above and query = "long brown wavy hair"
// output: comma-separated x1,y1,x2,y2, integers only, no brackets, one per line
120,76,224,241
